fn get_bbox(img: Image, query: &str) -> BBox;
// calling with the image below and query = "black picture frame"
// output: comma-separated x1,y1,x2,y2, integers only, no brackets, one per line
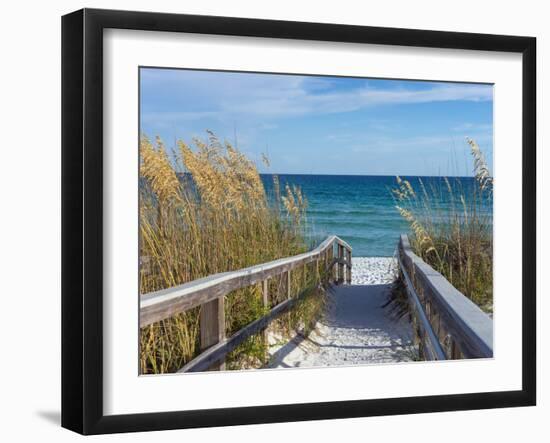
61,8,536,435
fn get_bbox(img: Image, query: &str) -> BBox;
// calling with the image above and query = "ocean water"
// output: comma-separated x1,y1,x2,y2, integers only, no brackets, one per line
261,174,492,257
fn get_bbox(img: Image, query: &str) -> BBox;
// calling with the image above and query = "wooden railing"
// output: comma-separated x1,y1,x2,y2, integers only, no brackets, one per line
397,234,493,360
140,235,352,372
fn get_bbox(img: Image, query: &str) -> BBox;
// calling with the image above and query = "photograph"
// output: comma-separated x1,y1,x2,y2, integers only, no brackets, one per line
138,67,494,374
52,4,538,436
0,1,543,439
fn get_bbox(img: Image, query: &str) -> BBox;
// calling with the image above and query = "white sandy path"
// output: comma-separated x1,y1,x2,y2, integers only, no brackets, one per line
268,257,416,368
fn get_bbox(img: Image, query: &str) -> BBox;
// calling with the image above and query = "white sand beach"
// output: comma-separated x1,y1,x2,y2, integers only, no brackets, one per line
267,257,416,368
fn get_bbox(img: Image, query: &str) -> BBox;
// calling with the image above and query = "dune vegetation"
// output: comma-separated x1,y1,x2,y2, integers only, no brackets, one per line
391,138,493,312
139,131,327,374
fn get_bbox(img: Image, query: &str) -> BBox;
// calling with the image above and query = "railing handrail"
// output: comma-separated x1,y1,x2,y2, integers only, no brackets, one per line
398,234,493,359
397,251,447,360
140,235,352,327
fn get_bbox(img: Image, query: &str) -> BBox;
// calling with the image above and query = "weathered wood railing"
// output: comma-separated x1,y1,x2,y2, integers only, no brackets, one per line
140,235,352,372
397,234,493,360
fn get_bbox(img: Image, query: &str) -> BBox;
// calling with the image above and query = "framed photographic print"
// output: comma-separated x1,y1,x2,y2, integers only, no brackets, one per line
61,8,536,434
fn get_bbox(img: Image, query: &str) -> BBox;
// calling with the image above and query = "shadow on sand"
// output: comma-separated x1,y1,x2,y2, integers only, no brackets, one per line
266,283,417,368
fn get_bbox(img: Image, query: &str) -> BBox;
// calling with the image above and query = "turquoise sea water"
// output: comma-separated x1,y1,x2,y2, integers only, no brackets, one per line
261,174,492,257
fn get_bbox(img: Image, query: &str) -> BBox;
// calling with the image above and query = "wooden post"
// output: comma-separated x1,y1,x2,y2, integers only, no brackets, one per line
412,312,420,347
330,246,336,282
420,329,427,360
346,249,351,285
262,279,269,363
450,339,462,360
433,307,442,340
315,258,320,284
284,270,292,332
338,244,344,284
442,332,452,359
200,297,226,370
325,249,329,283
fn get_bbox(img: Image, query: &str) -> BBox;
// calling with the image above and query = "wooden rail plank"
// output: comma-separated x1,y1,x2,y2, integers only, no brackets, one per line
328,246,335,282
140,235,353,372
398,252,446,361
141,235,352,326
346,249,352,284
398,234,493,359
261,279,269,361
337,244,344,284
179,297,296,372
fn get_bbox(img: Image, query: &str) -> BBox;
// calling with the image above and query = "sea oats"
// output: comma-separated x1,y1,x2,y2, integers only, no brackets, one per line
140,136,180,203
391,138,493,311
140,132,311,374
467,138,493,193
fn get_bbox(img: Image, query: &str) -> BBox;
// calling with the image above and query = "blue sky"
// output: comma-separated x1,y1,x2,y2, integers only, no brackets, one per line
140,68,493,176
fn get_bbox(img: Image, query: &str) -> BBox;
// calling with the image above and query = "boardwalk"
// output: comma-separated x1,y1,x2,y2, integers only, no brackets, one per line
140,234,492,373
268,258,417,368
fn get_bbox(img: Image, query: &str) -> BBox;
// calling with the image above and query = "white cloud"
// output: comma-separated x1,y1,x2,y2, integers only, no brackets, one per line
141,70,493,123
224,83,492,118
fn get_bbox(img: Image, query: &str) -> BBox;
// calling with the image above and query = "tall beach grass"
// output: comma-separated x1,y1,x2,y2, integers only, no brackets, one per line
139,131,326,374
390,138,493,312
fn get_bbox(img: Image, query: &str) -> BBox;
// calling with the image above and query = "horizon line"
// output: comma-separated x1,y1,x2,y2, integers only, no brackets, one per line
257,172,480,178
174,171,487,179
